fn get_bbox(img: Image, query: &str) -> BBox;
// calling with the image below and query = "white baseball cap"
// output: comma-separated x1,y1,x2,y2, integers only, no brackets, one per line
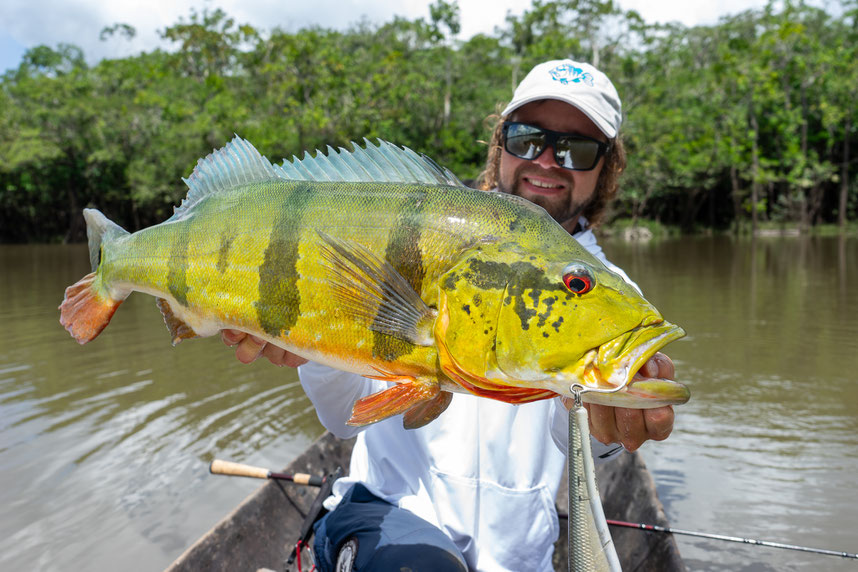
502,59,622,139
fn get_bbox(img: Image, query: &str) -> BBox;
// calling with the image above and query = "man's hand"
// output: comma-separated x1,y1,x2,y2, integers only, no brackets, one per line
561,352,676,452
221,329,308,368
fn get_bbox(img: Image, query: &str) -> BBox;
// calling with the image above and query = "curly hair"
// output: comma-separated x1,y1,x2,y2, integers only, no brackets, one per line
476,108,626,229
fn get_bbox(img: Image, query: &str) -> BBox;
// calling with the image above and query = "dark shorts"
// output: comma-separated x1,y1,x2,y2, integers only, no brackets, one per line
313,483,468,572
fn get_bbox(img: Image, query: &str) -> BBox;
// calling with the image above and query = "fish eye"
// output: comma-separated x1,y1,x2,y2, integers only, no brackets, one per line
562,264,595,294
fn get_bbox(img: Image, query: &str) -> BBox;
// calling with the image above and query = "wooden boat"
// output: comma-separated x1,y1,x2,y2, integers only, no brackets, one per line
166,432,684,571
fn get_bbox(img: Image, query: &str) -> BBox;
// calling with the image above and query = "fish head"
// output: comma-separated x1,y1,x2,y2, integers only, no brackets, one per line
435,240,689,408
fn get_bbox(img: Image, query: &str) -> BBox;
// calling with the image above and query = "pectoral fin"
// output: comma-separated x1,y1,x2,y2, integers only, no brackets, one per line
318,231,436,345
347,374,439,426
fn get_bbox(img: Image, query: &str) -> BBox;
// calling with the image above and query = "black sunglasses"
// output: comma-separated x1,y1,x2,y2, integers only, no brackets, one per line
502,122,610,171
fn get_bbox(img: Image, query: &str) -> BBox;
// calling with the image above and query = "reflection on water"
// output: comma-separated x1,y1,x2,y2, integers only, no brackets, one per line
604,235,858,572
0,245,323,571
1,237,856,571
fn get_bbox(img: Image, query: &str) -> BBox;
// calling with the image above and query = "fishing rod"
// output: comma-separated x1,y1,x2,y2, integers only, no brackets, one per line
556,512,858,560
210,459,324,486
607,519,858,560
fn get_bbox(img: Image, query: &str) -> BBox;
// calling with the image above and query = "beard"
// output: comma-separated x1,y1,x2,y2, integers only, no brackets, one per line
498,166,587,228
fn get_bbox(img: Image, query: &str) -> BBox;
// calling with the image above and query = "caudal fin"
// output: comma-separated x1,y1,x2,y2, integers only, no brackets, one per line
59,273,123,344
59,209,129,344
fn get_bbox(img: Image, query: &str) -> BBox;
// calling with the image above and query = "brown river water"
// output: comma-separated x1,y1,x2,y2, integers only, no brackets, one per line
1,236,856,571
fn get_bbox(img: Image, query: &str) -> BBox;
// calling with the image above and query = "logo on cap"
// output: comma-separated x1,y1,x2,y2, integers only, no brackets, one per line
549,63,594,87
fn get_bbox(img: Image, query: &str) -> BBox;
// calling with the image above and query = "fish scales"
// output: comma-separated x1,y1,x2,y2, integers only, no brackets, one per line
98,182,511,358
60,137,690,428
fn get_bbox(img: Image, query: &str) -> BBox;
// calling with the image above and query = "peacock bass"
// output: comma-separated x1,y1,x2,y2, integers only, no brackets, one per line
60,137,689,428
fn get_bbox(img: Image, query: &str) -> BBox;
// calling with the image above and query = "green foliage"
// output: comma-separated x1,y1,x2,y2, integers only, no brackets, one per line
0,0,856,242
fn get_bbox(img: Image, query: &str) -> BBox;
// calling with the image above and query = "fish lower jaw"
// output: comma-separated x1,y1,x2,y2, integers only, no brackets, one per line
549,356,637,398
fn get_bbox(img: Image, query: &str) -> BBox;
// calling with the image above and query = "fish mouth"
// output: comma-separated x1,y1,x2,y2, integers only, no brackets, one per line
571,318,690,408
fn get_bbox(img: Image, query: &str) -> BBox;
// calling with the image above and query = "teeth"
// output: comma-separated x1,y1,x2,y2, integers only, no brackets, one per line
529,179,560,189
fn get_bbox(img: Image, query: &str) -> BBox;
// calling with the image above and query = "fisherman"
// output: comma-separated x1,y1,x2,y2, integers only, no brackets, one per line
222,59,677,571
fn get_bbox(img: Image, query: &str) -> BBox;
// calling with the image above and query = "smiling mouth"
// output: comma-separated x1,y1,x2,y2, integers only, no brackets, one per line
522,176,565,194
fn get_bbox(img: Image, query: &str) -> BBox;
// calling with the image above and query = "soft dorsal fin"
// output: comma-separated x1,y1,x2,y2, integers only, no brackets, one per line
171,136,465,220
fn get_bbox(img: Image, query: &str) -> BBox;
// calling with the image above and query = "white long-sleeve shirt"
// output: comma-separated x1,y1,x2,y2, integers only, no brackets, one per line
298,226,633,572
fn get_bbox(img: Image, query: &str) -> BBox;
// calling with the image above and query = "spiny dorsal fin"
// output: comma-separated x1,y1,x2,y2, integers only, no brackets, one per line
172,136,465,220
279,138,464,187
172,136,289,220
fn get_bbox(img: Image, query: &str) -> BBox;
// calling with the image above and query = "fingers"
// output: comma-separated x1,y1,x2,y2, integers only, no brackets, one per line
643,405,675,442
638,352,675,379
221,329,246,347
583,403,675,452
261,343,309,367
584,403,620,446
586,404,646,451
234,334,267,364
221,329,307,368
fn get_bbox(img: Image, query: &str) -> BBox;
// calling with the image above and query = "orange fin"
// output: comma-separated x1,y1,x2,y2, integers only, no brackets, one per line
156,298,199,346
59,272,122,344
402,390,453,429
347,377,439,427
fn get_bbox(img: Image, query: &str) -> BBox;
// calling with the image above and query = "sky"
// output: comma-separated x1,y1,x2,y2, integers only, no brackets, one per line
0,0,770,74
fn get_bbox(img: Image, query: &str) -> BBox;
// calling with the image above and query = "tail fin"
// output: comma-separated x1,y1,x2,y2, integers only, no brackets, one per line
59,209,129,344
60,273,123,344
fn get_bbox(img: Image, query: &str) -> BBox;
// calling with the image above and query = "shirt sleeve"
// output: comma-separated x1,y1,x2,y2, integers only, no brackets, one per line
297,361,388,439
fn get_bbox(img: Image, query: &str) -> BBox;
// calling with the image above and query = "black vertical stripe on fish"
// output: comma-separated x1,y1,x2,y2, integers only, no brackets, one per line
255,184,314,338
168,223,192,306
216,232,235,274
372,188,427,362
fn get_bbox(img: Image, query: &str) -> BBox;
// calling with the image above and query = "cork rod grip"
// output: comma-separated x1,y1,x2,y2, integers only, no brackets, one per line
210,459,270,479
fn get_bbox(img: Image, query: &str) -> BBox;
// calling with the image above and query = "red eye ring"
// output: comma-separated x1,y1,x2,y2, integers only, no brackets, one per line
562,265,594,294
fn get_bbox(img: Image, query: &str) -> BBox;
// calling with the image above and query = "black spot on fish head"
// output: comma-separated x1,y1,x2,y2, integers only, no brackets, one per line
527,289,541,309
443,272,459,291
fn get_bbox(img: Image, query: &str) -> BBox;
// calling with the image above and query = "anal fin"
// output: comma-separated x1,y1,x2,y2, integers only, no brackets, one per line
402,390,453,429
348,376,439,427
156,298,199,346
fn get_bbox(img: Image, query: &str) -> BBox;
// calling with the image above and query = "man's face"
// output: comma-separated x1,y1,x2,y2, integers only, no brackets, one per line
498,100,607,230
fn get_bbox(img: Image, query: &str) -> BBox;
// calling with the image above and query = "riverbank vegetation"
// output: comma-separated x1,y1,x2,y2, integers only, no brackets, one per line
1,0,856,242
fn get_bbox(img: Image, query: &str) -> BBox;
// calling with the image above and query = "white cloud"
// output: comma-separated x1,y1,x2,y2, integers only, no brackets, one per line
0,0,771,73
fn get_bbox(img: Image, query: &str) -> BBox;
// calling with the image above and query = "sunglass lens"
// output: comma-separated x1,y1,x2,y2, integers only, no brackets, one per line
505,125,545,160
556,138,599,170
